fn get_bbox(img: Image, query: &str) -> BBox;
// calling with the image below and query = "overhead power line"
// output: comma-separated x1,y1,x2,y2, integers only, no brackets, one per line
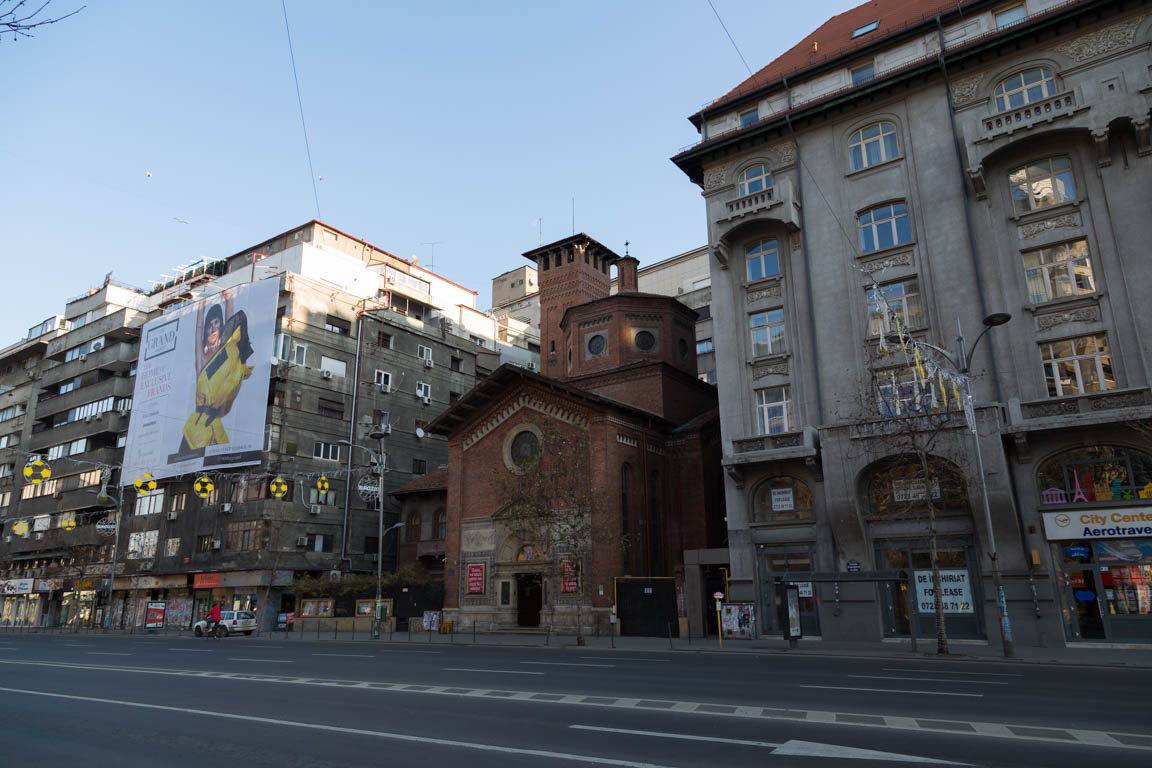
281,0,322,220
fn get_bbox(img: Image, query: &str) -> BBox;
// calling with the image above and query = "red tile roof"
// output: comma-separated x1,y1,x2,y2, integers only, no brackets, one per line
700,0,979,117
390,467,448,497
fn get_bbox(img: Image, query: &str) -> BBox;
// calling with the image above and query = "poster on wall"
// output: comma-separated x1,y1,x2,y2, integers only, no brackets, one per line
561,560,577,593
121,278,279,484
144,601,167,629
720,603,756,638
466,564,485,594
913,569,974,613
770,488,794,512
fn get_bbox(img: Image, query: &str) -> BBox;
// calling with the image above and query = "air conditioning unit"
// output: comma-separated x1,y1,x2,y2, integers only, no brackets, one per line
380,383,391,394
221,503,233,514
212,539,222,550
34,532,44,541
91,341,103,351
326,570,342,582
421,396,431,405
423,358,434,369
527,362,537,371
295,535,308,547
78,354,87,362
26,370,35,379
309,504,322,515
321,370,334,380
386,275,396,284
84,415,97,423
166,511,178,521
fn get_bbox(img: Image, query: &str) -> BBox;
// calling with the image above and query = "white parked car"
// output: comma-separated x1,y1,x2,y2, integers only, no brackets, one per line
193,610,257,637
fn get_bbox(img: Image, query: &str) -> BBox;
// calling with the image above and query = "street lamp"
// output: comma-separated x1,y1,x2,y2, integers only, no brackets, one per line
891,313,1014,657
90,483,125,630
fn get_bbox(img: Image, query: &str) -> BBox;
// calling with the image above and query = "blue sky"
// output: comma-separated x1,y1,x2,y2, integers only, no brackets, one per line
1,0,850,344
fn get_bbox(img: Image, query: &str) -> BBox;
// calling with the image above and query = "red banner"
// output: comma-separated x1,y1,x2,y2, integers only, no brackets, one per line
466,564,485,594
144,601,166,629
561,561,577,593
193,573,220,589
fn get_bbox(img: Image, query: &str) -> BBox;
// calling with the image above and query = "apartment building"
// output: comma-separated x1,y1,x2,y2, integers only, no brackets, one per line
673,0,1152,646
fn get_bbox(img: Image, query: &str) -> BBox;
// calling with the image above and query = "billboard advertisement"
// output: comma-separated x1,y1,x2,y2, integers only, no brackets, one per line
121,278,278,484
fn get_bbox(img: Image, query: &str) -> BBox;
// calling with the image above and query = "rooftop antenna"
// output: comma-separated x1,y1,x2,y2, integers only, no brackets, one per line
536,218,543,245
420,241,442,273
571,198,575,235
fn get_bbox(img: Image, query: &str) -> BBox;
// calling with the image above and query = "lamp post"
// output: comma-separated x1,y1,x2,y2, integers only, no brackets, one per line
91,484,125,630
893,312,1014,657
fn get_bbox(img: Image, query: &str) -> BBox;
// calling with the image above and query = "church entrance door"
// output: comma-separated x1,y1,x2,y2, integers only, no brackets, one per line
516,573,543,627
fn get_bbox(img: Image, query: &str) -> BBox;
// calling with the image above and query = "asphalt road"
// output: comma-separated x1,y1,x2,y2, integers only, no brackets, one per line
0,634,1149,767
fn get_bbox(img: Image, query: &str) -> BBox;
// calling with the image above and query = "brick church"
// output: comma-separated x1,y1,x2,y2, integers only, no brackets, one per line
430,234,725,635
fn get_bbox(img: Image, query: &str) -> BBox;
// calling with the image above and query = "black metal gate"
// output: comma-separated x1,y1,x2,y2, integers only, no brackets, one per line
616,577,678,637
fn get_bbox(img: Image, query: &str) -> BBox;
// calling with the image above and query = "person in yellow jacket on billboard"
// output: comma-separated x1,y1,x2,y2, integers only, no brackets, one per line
179,306,255,452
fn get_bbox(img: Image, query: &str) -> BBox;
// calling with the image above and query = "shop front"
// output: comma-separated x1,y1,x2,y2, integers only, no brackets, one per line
875,538,984,640
0,579,39,626
757,546,821,636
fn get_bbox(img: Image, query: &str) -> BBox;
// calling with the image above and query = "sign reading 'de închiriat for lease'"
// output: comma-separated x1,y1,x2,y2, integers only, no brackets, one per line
914,569,974,614
121,278,278,484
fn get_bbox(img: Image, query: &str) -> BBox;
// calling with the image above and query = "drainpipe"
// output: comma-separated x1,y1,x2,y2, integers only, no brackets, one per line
340,307,369,568
782,77,824,424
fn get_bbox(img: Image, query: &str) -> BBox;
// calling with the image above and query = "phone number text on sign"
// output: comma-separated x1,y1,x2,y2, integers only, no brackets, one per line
913,569,974,614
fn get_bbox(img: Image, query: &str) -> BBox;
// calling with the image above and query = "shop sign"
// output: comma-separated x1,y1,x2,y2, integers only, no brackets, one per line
771,488,794,512
561,561,577,593
466,564,485,595
193,573,221,589
1042,508,1152,541
892,478,940,503
144,601,166,629
1,579,34,595
34,579,62,592
913,569,973,614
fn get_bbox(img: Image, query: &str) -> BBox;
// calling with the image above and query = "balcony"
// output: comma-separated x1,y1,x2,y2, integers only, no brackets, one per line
45,308,146,361
40,342,136,386
1006,387,1152,433
980,90,1085,142
727,426,818,467
715,177,801,232
416,539,446,558
34,375,134,420
29,410,128,450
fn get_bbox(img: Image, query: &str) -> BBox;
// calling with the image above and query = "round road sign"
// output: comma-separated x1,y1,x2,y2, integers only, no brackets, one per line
713,591,724,600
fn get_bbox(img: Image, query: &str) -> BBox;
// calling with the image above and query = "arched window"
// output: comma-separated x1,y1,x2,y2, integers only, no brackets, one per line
858,202,910,253
436,509,447,540
745,239,780,282
994,67,1056,112
1036,446,1152,504
848,121,898,170
406,512,421,542
738,164,772,197
867,457,969,518
752,477,814,522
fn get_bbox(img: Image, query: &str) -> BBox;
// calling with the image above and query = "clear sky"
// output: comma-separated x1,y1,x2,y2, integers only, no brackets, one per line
2,0,851,345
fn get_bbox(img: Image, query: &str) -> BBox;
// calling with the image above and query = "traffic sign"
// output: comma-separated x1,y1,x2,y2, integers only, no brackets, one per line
713,591,724,600
95,518,116,537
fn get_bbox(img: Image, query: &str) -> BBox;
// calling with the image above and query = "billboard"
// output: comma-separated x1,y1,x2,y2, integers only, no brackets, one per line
121,278,278,484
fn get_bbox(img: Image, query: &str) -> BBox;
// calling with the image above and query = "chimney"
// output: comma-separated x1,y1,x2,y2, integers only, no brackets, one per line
617,256,639,293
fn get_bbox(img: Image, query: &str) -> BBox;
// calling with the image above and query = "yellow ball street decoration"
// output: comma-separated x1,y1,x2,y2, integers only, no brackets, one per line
270,477,288,499
316,476,329,494
135,473,158,495
23,458,51,484
12,520,29,537
61,515,77,531
193,476,215,499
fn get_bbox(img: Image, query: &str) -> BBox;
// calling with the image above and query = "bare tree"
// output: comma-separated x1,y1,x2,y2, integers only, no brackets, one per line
1,0,84,43
491,417,602,645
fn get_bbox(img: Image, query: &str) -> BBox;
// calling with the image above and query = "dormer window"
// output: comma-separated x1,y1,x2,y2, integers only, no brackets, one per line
851,20,879,38
851,62,875,85
740,108,759,128
738,164,772,196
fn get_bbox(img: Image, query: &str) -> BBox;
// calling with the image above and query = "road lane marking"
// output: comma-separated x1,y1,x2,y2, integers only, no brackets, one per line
881,668,1023,677
168,648,213,652
227,658,292,663
313,654,374,658
86,652,131,656
570,725,780,748
579,657,668,662
0,686,676,768
801,685,982,697
522,662,615,668
444,667,543,675
0,659,1145,752
849,675,1008,685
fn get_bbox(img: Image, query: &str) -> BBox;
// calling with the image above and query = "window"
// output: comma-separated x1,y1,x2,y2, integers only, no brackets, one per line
867,279,923,335
752,477,815,522
265,423,280,453
696,339,714,355
1037,446,1152,504
374,370,392,390
749,309,786,357
21,479,59,499
740,108,759,128
848,121,898,171
698,370,716,385
377,331,394,349
1041,334,1115,397
313,441,341,462
745,239,780,281
290,342,307,366
134,489,166,516
59,376,82,395
319,356,347,378
385,266,430,294
274,334,293,361
0,404,26,421
0,433,17,449
127,530,158,559
470,335,487,348
417,344,432,362
851,62,875,85
225,520,260,551
416,381,431,399
852,19,879,38
197,534,213,553
164,538,180,557
994,67,1055,112
171,492,187,512
450,357,462,372
755,387,793,435
449,391,460,404
309,488,336,506
412,458,427,475
0,463,12,479
79,470,102,487
407,513,421,542
300,598,334,616
63,337,106,363
858,202,911,253
1009,156,1076,214
284,431,299,456
306,533,332,553
995,4,1027,29
317,398,345,420
365,536,379,555
1023,239,1095,304
868,457,969,518
737,164,772,197
324,315,350,335
0,491,10,509
876,368,924,416
436,510,446,540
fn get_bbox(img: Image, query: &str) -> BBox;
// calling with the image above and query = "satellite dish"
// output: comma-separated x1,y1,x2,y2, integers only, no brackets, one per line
415,428,426,439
